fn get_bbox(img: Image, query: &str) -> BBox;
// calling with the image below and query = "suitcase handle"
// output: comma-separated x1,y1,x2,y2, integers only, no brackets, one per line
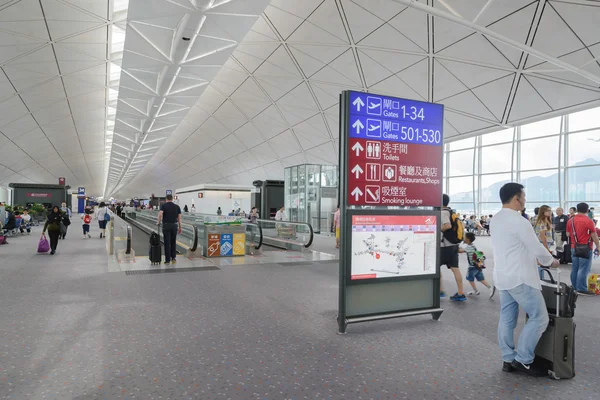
540,268,556,284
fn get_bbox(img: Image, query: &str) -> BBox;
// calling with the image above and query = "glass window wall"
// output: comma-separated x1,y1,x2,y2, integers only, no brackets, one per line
444,107,600,221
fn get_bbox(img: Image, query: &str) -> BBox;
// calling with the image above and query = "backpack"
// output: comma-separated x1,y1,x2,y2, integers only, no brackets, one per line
62,214,71,227
83,214,92,224
149,232,160,247
442,209,464,244
104,212,111,222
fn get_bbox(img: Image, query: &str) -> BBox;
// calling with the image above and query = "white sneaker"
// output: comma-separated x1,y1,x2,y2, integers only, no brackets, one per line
83,235,87,239
87,233,91,238
467,290,480,296
489,286,497,299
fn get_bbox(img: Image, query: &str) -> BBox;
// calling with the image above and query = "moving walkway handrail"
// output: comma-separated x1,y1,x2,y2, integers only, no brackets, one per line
133,210,199,252
243,222,263,250
125,225,132,255
255,218,314,248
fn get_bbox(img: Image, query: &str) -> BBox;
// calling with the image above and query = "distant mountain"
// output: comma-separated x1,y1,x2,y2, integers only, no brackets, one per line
451,158,599,203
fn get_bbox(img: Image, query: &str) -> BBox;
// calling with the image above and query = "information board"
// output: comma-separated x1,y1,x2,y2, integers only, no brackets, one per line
350,215,437,280
346,91,444,207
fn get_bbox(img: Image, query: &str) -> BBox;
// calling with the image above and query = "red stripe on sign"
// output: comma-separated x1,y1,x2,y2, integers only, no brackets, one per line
351,274,377,280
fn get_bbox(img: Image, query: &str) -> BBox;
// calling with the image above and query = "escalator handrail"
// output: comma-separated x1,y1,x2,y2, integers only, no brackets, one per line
189,224,198,252
254,218,314,248
244,223,263,250
126,225,132,255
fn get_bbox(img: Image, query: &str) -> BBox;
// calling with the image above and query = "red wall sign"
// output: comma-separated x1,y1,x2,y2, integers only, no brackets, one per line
27,193,52,198
347,138,443,207
58,177,65,185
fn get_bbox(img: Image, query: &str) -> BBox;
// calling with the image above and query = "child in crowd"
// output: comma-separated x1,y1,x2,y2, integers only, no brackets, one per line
459,232,496,299
19,209,32,234
81,209,92,238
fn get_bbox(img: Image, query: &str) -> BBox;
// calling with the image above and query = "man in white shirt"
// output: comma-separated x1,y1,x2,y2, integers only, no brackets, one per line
490,183,558,377
274,206,287,221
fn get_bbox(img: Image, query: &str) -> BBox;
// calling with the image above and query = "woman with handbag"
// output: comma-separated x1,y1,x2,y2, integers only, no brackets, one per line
534,205,555,278
566,202,600,295
95,202,108,238
42,206,63,255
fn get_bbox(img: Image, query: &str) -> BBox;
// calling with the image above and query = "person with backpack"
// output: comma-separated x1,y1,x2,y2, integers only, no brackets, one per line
60,202,72,239
81,209,92,238
42,206,63,255
440,194,466,301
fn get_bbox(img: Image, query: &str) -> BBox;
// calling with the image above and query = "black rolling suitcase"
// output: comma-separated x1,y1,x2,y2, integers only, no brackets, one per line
535,268,578,379
149,231,162,265
563,242,572,264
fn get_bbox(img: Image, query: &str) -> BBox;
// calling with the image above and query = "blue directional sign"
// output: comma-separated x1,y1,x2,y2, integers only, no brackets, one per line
348,91,444,146
78,187,85,195
166,189,173,196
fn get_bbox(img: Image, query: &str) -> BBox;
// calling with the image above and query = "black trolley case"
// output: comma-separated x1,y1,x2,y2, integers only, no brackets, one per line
535,268,578,380
149,231,162,265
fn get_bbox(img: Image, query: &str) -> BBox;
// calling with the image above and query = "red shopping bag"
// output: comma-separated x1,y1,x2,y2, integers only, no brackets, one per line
37,235,50,253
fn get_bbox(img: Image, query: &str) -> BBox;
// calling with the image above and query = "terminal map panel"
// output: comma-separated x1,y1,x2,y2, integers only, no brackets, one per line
350,215,437,280
346,91,444,207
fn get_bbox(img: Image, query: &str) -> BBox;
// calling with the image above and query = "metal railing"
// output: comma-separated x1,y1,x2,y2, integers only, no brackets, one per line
108,210,133,257
126,210,199,253
255,218,314,250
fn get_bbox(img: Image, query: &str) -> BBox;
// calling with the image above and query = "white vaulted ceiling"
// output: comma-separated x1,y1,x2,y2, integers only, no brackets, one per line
121,0,600,197
104,0,271,197
0,0,121,194
2,0,600,198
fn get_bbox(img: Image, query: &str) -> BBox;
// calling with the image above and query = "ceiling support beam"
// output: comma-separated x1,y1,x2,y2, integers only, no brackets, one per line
392,0,600,85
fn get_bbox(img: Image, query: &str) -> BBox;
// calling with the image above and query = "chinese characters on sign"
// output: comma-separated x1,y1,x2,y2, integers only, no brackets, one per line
346,91,444,207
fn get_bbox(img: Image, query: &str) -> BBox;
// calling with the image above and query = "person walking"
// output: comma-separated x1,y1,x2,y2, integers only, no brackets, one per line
183,205,189,213
275,206,287,221
439,194,466,301
490,183,558,377
216,207,222,216
248,207,259,223
191,204,196,213
566,202,600,295
60,202,72,239
533,205,555,277
95,202,109,238
81,209,92,238
157,194,182,264
553,208,568,264
43,206,63,255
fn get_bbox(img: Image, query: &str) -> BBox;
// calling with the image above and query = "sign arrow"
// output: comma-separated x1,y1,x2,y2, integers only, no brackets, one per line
351,164,364,179
351,187,363,201
351,141,364,156
353,96,365,112
352,119,364,134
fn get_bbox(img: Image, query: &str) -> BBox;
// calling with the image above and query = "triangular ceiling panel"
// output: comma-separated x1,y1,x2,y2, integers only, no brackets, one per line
526,75,600,111
471,74,515,122
396,58,429,101
263,5,306,40
432,60,468,101
342,0,385,43
550,1,600,46
358,22,424,53
525,3,585,69
289,44,349,78
253,46,302,79
442,90,498,122
387,5,429,52
310,49,362,86
508,76,553,122
438,33,515,69
370,74,423,102
243,16,279,43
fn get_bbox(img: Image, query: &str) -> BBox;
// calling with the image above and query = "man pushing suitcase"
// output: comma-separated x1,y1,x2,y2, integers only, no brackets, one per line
490,183,559,377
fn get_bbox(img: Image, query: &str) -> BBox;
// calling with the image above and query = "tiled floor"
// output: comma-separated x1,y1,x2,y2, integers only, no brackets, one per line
1,222,599,399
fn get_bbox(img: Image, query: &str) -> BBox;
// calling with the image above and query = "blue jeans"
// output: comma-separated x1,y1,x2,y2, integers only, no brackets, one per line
571,249,592,291
498,284,549,365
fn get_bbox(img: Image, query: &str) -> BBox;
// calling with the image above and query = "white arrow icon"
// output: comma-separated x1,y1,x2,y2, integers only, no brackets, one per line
351,164,364,179
352,119,364,134
351,187,363,201
353,97,365,112
351,142,364,156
